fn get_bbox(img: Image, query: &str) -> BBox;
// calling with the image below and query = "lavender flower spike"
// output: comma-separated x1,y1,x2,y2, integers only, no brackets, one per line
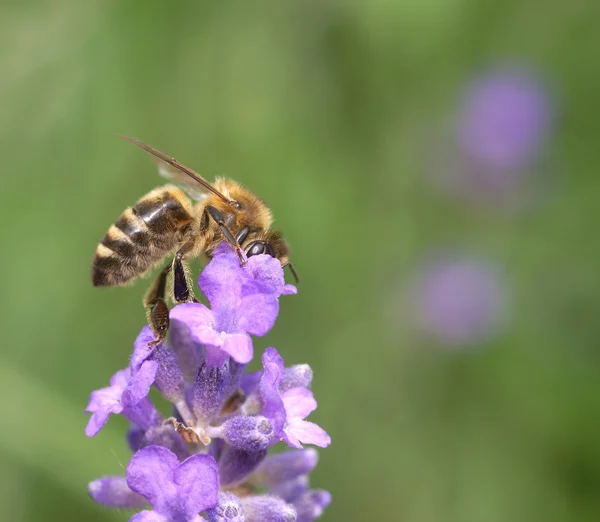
86,246,330,521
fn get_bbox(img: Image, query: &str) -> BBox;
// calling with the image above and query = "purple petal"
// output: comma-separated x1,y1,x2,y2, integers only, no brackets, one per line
259,348,286,436
285,419,331,448
85,368,130,437
280,365,312,393
169,305,209,381
130,511,168,522
246,253,289,295
86,372,127,413
236,255,295,336
199,244,245,310
241,370,262,396
220,333,253,364
282,388,317,420
85,403,114,437
123,361,158,406
131,326,158,373
200,245,295,339
283,284,297,295
170,302,217,342
174,454,219,516
282,429,302,449
88,476,148,509
237,292,279,337
122,397,161,432
205,344,230,366
127,446,179,512
109,368,131,389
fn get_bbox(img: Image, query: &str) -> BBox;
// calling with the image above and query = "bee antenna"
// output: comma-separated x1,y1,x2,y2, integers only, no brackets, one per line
285,262,300,284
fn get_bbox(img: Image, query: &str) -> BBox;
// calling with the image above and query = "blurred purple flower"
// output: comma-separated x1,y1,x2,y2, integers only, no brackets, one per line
459,66,552,172
86,245,330,521
429,64,555,203
414,257,506,347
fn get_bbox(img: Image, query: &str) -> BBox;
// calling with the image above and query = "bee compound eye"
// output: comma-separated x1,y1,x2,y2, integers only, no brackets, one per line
236,226,250,245
264,243,275,257
246,242,266,257
246,242,276,258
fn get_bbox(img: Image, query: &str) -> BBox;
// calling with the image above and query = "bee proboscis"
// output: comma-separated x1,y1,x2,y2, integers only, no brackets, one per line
92,136,297,346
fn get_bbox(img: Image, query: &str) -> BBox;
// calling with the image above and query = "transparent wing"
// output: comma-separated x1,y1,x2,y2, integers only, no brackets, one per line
120,135,229,203
155,161,211,201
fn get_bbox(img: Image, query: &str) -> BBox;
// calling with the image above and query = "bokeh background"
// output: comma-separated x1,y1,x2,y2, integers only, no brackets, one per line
1,1,600,521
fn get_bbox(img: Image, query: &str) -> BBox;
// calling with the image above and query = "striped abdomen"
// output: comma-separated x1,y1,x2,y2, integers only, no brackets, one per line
92,187,194,286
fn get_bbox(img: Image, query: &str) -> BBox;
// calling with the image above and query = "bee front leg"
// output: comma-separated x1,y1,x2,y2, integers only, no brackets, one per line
144,264,172,347
206,205,247,265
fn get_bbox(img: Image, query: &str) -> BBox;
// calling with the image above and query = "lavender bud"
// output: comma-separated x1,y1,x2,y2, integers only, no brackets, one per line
251,449,318,486
219,447,267,487
191,360,231,424
293,490,331,522
227,359,247,396
222,415,274,452
88,476,147,509
152,345,185,403
206,492,244,522
140,424,190,462
127,425,145,453
270,476,309,503
241,495,297,522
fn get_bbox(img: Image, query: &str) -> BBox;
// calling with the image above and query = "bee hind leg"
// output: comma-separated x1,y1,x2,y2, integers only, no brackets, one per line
144,265,171,347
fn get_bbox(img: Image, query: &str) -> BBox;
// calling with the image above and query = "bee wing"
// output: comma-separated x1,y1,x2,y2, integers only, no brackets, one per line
155,161,212,201
120,135,230,203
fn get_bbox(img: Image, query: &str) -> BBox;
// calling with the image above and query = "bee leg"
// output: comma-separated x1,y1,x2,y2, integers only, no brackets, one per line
206,205,247,265
172,246,196,304
144,265,171,347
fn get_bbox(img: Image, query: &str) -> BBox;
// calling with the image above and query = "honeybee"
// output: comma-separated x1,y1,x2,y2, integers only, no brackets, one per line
92,136,297,346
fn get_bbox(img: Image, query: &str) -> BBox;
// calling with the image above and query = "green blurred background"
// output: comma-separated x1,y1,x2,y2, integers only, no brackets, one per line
2,1,600,521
